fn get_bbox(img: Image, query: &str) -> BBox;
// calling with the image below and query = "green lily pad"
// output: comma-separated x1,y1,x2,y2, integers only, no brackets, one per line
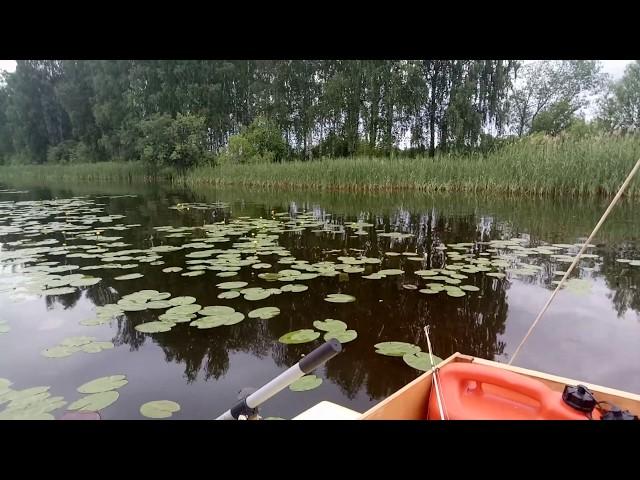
41,345,77,358
216,271,238,278
158,314,194,323
248,307,281,319
69,277,102,287
0,324,10,334
61,336,96,347
374,341,421,357
324,329,357,343
418,288,439,294
140,400,181,418
218,291,240,299
43,287,77,295
182,270,206,277
166,304,202,315
459,285,480,292
114,273,143,280
135,322,174,333
313,319,347,332
199,306,235,316
415,270,438,276
190,316,229,329
486,272,506,279
279,329,321,344
77,375,128,394
168,296,197,306
362,273,385,280
446,290,466,297
289,375,323,392
146,300,173,309
217,281,248,290
244,291,271,301
280,284,308,293
378,269,404,276
324,293,356,303
68,391,119,412
402,352,443,371
162,267,183,273
83,341,114,353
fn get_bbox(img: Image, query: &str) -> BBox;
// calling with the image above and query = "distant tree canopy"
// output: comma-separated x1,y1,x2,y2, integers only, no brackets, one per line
0,60,634,167
597,61,640,134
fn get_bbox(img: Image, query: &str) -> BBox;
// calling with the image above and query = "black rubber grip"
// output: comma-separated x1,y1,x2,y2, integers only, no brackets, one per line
299,339,342,374
230,398,258,419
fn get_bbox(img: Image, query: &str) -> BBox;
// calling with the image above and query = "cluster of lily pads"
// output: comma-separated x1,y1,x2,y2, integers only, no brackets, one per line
0,373,181,419
41,336,114,358
375,341,444,372
279,318,357,345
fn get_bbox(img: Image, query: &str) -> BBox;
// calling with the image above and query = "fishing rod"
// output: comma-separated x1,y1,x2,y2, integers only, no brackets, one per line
424,326,447,420
509,157,640,365
216,338,342,420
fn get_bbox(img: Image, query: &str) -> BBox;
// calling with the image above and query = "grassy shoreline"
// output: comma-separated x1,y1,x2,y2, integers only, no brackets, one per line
2,136,640,198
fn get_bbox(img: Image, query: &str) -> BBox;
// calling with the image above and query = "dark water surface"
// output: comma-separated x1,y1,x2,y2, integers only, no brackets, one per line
1,179,639,419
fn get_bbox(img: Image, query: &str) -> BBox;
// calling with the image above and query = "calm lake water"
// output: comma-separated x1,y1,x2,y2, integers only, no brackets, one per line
1,179,639,419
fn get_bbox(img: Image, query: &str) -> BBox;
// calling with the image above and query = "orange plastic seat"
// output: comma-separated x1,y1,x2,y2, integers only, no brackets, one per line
427,362,598,420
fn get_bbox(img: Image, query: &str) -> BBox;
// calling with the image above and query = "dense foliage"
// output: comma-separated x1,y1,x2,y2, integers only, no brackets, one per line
0,60,638,168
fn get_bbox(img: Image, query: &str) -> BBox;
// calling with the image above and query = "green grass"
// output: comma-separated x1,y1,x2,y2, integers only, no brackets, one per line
0,161,153,183
2,135,640,197
187,134,640,197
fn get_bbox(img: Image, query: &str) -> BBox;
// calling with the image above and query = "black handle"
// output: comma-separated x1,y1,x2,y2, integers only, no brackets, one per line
299,339,342,374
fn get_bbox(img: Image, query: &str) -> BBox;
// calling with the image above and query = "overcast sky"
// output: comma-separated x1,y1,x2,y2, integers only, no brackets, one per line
0,59,636,78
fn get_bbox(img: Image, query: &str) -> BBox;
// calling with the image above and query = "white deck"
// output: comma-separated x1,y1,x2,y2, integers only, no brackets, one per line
293,401,361,420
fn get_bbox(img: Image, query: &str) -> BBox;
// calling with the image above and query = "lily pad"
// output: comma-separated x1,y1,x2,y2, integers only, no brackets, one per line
244,291,271,301
486,272,506,279
140,400,181,418
313,319,347,332
418,288,439,294
218,291,240,299
248,307,281,320
374,341,421,357
199,306,235,316
324,293,356,303
324,329,357,343
41,345,77,358
166,296,195,306
43,287,77,295
446,290,466,297
378,269,404,276
217,281,248,290
279,329,320,344
402,352,443,371
190,316,229,329
69,277,102,287
280,284,308,293
114,273,143,281
77,375,128,394
135,321,174,333
61,336,96,347
68,391,119,412
166,304,202,315
182,270,205,277
459,285,480,292
162,267,183,273
289,375,322,392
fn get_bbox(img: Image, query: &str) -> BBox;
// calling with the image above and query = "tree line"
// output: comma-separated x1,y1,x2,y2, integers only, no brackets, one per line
0,60,638,170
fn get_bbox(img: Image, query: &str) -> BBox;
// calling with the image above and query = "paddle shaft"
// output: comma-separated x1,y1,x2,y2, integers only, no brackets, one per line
216,339,342,420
